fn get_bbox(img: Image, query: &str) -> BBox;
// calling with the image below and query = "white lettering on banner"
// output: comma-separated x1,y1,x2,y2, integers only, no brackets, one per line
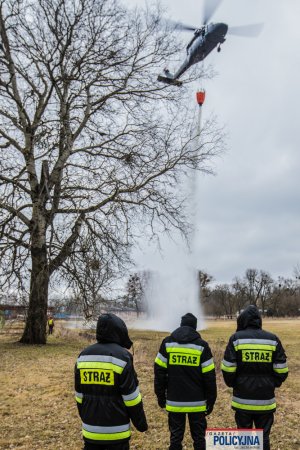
206,429,263,450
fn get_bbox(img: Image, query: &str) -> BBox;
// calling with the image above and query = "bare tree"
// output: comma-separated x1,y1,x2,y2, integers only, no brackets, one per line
234,269,273,311
198,270,214,292
232,277,248,314
63,233,116,318
0,0,222,344
294,263,300,282
258,271,273,314
197,270,214,312
244,269,259,306
125,273,143,315
269,277,300,317
212,284,236,318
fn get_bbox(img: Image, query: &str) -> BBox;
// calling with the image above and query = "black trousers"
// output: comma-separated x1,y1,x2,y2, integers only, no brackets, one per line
83,442,129,450
168,412,207,450
235,411,274,450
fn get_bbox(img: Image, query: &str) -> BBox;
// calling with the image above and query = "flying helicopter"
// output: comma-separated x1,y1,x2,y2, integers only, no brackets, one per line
157,0,263,87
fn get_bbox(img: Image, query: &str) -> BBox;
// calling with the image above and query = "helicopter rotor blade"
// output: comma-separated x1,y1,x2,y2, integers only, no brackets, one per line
166,19,197,32
228,23,264,38
203,0,223,25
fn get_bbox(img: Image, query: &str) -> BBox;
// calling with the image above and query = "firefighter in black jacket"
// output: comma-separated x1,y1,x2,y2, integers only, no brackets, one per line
154,312,217,450
75,313,148,450
221,305,288,450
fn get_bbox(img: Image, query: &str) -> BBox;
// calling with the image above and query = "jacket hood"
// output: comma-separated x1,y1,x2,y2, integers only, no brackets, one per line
180,312,197,330
171,325,200,343
96,313,133,349
236,305,262,331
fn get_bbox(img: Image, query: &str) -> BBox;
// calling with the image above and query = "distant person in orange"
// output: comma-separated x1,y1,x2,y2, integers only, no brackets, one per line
48,316,54,335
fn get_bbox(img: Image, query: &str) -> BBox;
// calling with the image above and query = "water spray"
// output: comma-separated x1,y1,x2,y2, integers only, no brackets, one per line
132,90,207,332
189,89,206,228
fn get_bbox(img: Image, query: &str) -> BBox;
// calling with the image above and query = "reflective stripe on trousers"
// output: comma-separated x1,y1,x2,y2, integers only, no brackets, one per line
166,400,206,413
232,396,276,411
82,423,131,441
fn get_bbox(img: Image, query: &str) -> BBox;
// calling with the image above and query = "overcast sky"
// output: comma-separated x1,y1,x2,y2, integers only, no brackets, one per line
130,0,300,285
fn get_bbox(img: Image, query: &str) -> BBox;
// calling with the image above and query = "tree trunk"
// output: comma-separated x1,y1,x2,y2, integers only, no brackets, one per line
20,244,49,344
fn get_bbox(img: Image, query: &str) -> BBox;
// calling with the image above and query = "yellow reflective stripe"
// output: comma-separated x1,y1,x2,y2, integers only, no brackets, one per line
155,357,167,368
75,396,83,404
202,363,215,373
232,401,276,411
234,344,276,351
166,405,206,413
166,347,203,355
274,367,289,373
221,362,237,373
124,393,142,407
77,361,124,374
82,429,131,441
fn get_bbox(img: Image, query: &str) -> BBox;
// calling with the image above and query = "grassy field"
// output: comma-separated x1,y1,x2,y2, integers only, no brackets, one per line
0,319,299,450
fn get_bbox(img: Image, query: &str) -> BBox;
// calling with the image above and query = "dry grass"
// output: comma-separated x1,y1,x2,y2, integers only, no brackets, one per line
0,319,299,450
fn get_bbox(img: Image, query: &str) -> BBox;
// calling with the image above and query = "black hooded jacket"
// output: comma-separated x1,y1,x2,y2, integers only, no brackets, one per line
222,305,289,414
154,325,217,413
75,314,147,445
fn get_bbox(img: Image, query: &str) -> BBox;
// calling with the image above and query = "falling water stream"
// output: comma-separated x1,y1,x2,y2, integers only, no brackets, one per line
133,99,206,332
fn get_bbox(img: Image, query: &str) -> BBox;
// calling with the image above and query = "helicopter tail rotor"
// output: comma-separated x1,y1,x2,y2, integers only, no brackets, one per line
228,23,264,38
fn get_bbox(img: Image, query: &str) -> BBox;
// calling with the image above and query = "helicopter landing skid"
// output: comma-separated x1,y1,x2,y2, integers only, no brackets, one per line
157,75,183,87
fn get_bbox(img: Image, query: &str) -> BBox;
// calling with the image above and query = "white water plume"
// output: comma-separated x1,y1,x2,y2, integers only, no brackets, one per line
133,245,204,332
